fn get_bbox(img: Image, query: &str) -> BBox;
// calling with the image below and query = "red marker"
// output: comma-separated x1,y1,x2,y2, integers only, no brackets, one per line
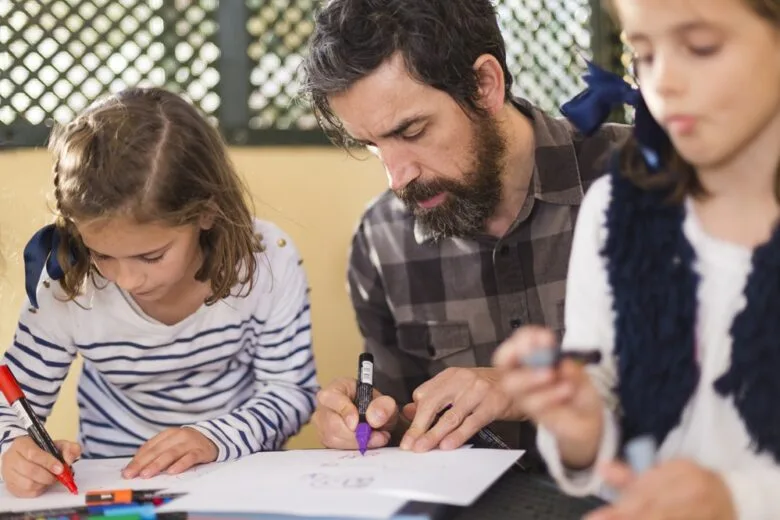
0,365,78,494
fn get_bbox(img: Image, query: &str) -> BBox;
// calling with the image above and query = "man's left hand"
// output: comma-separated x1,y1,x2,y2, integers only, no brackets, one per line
586,459,737,520
122,428,218,479
400,367,524,452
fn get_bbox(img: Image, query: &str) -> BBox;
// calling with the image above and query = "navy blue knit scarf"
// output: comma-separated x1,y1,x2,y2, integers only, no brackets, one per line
606,165,780,462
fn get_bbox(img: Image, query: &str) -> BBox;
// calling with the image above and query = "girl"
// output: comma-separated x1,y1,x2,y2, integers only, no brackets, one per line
494,0,780,519
0,88,317,498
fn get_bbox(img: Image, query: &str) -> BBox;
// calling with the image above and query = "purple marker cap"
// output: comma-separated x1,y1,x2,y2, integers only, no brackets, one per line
354,353,374,455
355,423,371,455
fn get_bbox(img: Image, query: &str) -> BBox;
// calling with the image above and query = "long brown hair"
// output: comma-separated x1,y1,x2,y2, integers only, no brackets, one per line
49,87,261,304
606,0,780,202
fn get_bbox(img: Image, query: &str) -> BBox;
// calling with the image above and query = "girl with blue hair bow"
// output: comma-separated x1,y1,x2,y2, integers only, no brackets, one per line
495,0,780,518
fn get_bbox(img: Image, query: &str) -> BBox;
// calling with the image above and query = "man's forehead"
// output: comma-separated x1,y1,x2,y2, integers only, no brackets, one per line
327,54,437,139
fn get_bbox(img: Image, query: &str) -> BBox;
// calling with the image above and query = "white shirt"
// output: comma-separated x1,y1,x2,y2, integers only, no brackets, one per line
538,176,780,520
0,219,317,465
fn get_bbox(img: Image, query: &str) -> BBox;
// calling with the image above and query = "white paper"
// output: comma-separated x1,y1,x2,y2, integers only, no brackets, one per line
164,486,406,519
0,457,226,512
1,448,523,518
160,447,523,518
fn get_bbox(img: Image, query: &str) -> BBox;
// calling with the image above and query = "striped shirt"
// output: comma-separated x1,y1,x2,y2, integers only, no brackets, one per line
0,219,317,464
348,98,629,459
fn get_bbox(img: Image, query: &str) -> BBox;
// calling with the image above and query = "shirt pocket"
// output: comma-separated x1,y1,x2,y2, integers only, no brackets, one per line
396,321,473,361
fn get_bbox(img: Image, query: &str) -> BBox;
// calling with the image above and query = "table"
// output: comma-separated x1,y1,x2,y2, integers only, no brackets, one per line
400,469,605,520
456,469,605,519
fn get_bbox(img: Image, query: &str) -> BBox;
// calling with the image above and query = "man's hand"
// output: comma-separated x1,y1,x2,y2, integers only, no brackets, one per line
122,428,217,479
399,367,523,453
1,436,81,498
586,459,737,520
313,377,398,450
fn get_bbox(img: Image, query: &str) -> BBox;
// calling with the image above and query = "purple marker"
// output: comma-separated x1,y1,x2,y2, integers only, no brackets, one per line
354,352,374,455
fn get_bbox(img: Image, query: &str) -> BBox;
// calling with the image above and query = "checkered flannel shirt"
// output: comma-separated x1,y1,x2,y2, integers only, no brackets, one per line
347,98,629,460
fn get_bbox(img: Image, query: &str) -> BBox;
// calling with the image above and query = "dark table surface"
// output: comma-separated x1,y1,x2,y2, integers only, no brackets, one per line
401,469,605,520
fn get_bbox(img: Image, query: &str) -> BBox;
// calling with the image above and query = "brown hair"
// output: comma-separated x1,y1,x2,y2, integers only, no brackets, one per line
606,0,780,201
300,0,512,149
49,87,262,304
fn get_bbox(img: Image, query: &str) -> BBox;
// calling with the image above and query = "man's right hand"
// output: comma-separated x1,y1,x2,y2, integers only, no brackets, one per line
313,377,400,450
1,436,81,498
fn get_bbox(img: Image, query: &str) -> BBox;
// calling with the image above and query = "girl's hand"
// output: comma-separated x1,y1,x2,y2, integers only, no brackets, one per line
123,427,217,479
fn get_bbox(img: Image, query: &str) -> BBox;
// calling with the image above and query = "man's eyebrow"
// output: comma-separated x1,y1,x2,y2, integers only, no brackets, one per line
378,115,428,140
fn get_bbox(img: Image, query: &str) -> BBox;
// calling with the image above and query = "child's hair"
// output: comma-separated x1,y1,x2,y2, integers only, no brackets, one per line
49,87,262,304
605,0,780,202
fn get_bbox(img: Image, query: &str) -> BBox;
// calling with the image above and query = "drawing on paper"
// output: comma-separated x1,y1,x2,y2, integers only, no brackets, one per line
320,451,382,467
303,472,375,489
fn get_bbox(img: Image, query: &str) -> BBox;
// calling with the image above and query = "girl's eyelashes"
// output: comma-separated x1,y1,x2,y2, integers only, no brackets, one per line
90,251,165,264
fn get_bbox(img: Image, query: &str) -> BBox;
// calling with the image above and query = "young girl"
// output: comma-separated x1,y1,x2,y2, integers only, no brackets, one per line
0,88,317,498
494,1,780,519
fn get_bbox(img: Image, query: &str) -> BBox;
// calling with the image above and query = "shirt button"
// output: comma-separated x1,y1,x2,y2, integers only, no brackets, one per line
510,319,522,329
500,245,510,256
427,345,436,357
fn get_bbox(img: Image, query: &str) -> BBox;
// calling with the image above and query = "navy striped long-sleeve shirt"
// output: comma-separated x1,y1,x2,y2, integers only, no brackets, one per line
0,220,317,462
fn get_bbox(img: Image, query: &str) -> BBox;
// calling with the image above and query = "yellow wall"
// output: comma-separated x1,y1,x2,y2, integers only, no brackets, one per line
0,147,387,450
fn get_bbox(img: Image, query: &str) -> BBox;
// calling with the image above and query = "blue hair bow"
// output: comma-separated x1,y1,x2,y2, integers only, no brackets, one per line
561,61,669,171
23,224,76,308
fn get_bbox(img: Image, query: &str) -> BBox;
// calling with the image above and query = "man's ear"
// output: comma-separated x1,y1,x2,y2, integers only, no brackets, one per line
473,54,507,114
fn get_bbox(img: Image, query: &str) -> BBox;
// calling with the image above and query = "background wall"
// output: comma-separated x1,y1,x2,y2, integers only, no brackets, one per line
0,146,387,450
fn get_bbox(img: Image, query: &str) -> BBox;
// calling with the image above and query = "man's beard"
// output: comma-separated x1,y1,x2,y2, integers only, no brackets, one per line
395,114,507,241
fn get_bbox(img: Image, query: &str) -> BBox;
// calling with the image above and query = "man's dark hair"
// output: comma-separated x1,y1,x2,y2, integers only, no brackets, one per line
300,0,513,148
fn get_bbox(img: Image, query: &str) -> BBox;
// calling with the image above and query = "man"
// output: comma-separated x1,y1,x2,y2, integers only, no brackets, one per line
300,0,628,469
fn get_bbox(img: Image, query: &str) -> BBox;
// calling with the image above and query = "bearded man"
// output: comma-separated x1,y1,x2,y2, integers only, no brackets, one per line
301,0,627,471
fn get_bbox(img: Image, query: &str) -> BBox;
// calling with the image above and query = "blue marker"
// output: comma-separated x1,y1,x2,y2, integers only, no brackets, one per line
522,347,602,368
625,435,657,474
354,353,374,455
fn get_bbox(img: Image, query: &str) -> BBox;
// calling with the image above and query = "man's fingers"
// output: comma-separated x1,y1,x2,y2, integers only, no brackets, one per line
365,396,397,429
400,400,449,451
438,400,499,451
318,412,362,449
411,404,468,453
368,431,391,449
317,382,359,430
402,402,417,421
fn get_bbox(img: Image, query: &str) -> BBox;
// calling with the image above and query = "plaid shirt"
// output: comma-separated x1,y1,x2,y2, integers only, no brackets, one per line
347,98,629,458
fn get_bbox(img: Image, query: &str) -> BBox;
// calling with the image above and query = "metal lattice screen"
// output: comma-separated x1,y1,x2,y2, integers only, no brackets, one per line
246,0,316,132
499,0,592,114
0,0,624,148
